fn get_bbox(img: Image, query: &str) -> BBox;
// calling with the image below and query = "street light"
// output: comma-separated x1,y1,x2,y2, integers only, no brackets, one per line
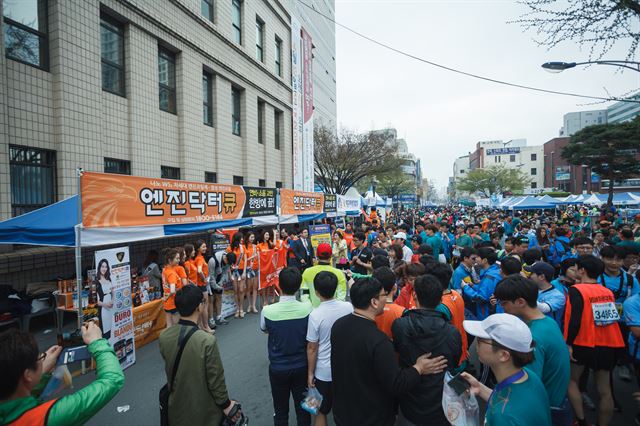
542,60,640,73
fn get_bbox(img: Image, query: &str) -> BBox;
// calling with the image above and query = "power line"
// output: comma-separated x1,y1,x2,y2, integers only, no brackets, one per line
297,0,640,104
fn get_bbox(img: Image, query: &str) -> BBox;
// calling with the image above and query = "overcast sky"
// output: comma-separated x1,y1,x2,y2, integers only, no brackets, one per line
334,0,640,194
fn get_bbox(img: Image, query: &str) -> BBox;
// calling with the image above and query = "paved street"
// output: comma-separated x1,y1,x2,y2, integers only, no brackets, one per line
28,311,639,426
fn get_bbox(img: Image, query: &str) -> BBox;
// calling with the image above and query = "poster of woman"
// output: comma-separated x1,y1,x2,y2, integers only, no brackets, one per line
94,258,115,339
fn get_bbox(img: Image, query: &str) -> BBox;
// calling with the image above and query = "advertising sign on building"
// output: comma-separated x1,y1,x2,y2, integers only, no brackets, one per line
94,247,135,370
555,166,571,181
291,17,304,190
301,28,314,192
486,147,521,155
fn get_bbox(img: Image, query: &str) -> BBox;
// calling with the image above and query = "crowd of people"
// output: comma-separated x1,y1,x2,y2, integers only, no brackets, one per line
3,202,640,426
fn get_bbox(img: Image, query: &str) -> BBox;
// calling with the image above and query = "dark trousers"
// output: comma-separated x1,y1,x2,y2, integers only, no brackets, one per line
269,365,311,426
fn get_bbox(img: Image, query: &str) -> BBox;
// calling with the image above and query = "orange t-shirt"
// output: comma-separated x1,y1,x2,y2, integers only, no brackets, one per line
375,303,406,340
184,259,198,285
174,265,187,285
257,242,274,252
194,254,208,287
226,246,245,270
440,290,468,363
162,266,182,311
245,244,257,270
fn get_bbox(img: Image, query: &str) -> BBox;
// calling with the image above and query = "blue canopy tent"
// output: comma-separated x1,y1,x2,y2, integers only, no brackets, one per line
508,196,555,210
536,195,562,204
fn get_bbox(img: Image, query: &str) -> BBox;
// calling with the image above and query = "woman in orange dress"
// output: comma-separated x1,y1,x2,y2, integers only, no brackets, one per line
162,248,182,328
244,231,259,313
194,239,214,333
226,232,246,318
257,230,276,307
183,244,198,286
173,246,188,287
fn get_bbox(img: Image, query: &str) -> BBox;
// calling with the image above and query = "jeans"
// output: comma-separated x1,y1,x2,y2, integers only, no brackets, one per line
269,365,311,426
550,398,572,426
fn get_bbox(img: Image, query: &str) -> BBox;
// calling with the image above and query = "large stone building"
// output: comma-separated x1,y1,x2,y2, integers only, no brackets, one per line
1,0,336,221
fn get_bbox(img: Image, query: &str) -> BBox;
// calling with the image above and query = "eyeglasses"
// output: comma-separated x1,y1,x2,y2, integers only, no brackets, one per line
37,352,47,362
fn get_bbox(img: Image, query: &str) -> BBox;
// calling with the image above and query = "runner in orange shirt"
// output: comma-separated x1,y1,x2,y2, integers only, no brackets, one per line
194,239,214,333
162,248,182,328
244,231,259,313
373,266,406,339
227,232,246,318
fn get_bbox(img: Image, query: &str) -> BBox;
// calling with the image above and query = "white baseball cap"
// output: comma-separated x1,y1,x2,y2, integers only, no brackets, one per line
393,232,407,240
463,313,533,353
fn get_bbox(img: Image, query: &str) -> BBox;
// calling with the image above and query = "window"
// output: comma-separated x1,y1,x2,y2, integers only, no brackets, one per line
274,110,282,150
203,72,213,126
531,168,537,176
205,172,217,183
257,101,265,144
530,153,537,161
259,179,266,187
158,47,176,113
231,0,242,44
233,175,244,185
161,166,180,180
232,86,241,135
3,0,48,69
460,169,465,174
255,18,264,62
275,181,283,188
509,155,516,162
531,182,537,189
104,158,131,175
201,0,214,22
100,16,125,96
275,37,282,76
9,145,56,217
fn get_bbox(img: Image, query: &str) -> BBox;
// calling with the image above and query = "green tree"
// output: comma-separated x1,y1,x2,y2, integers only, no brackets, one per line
376,169,416,201
455,165,532,198
562,116,640,207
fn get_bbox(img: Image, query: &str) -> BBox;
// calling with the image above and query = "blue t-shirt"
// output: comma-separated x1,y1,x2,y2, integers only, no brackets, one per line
598,270,639,306
537,287,566,329
623,294,640,361
527,316,571,407
425,235,442,258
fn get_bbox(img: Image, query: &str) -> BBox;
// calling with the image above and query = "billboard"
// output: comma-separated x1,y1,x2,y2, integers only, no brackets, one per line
555,166,570,181
486,147,520,155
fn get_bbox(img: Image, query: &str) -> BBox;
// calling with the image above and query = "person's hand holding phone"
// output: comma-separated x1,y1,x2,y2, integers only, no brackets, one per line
82,320,103,345
42,345,62,373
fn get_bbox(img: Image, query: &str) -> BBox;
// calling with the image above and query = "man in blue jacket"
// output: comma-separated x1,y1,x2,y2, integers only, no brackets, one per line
461,247,502,320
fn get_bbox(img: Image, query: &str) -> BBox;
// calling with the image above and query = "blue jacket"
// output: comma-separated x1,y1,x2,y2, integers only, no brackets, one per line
548,236,571,266
451,263,472,291
462,264,502,320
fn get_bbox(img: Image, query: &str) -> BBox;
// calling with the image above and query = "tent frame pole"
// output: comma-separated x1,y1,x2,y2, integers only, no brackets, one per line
75,168,83,329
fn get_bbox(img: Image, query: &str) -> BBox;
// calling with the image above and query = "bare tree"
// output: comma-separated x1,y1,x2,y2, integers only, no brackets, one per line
512,0,640,61
314,126,404,195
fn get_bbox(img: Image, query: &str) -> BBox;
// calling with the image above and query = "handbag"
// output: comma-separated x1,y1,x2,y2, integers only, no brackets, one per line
159,327,198,426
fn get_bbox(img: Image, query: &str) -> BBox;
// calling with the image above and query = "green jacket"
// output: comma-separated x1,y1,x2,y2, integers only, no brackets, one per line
159,320,230,426
0,338,125,426
300,264,347,308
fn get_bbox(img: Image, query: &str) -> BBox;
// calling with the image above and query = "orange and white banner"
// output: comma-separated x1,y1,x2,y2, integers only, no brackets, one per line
81,172,246,228
280,189,324,216
133,299,166,349
259,248,288,290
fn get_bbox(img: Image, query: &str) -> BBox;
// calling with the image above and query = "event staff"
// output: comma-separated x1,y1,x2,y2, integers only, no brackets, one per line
227,233,246,318
194,240,215,333
257,230,277,307
565,255,625,426
162,248,183,327
243,231,259,314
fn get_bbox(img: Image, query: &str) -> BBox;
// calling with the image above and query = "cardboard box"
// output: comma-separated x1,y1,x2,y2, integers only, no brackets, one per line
56,292,74,309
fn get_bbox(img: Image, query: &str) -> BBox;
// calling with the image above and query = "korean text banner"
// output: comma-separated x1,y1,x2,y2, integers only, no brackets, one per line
279,189,324,215
242,187,277,217
324,194,337,213
81,172,246,227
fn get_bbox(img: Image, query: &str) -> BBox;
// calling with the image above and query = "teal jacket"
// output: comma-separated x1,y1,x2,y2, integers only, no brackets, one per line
0,338,125,426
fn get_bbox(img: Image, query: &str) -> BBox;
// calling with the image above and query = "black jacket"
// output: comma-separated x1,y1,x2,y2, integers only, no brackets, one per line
292,238,314,269
391,308,462,426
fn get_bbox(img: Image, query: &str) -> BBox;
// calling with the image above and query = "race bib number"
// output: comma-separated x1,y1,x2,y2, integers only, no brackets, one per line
592,302,620,326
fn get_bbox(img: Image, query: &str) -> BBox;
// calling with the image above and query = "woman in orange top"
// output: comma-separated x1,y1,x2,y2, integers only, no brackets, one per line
244,231,259,314
183,244,198,285
257,230,276,307
173,246,188,287
162,248,182,328
227,232,246,318
194,239,214,333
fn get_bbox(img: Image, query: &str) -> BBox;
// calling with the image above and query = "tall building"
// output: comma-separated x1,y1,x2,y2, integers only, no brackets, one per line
607,91,640,124
453,155,470,180
0,0,337,221
559,110,607,136
287,0,336,132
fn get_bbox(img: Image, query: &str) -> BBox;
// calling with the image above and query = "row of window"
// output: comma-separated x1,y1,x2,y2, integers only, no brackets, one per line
8,146,282,217
493,154,538,163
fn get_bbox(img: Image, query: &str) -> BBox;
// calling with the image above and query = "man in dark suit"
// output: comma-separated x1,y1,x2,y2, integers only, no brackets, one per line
292,229,314,271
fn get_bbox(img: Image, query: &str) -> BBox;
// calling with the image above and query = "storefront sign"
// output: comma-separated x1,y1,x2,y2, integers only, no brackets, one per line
324,194,337,213
81,172,248,227
242,187,277,217
94,246,135,369
133,299,165,349
280,189,324,215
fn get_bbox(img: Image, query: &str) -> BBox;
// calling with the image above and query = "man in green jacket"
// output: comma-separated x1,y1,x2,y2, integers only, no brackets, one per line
0,321,124,425
159,284,243,426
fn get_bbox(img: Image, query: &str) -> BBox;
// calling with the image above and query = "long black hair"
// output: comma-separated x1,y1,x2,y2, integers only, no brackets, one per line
97,259,111,281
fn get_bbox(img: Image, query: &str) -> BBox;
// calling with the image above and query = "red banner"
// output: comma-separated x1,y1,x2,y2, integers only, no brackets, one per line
259,248,288,290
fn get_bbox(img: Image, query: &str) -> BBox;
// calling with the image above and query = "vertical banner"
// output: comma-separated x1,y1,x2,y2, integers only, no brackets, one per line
94,247,135,369
291,17,304,190
301,27,315,192
210,233,237,318
258,247,287,290
309,224,331,251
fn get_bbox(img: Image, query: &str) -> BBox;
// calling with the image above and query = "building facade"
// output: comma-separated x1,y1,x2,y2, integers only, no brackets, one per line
607,91,640,124
543,137,600,194
0,0,302,220
559,110,607,136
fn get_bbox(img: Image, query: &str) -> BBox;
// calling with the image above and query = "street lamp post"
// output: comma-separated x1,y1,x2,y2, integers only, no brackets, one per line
542,60,640,73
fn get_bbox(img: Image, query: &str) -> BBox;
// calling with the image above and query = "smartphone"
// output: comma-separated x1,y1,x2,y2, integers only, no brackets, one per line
447,371,470,396
57,345,91,366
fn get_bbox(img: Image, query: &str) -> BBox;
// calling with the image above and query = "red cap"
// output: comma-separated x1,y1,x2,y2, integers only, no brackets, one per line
316,243,332,259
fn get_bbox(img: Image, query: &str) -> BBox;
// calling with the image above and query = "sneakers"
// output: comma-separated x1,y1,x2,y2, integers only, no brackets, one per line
582,392,596,411
215,317,229,326
618,364,632,382
208,318,218,330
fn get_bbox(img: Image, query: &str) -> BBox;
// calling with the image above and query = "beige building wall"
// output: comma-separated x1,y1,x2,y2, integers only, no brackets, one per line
0,0,294,221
